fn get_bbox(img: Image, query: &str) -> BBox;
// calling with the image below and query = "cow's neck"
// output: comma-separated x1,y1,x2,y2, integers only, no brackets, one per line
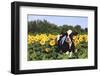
69,42,72,49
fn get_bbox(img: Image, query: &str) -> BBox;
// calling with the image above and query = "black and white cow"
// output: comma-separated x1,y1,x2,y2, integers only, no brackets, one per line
57,30,78,57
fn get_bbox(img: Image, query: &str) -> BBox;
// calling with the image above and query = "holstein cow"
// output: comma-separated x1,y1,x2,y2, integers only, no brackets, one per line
56,30,78,57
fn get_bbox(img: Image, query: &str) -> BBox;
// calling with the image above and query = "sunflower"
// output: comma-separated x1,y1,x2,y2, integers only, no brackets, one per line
48,34,57,40
83,35,88,42
28,40,31,44
49,40,55,46
74,39,79,47
79,36,84,42
28,35,34,44
85,37,88,42
40,40,45,45
34,36,39,42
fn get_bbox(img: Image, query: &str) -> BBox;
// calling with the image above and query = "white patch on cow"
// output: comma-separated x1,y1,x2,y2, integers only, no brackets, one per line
69,52,73,57
67,30,72,35
69,42,72,49
66,30,72,43
66,51,69,55
57,34,60,41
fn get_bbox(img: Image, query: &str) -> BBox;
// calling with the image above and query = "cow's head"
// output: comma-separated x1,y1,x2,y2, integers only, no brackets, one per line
66,30,78,43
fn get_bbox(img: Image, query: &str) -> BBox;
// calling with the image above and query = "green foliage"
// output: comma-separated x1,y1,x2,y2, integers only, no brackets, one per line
28,19,88,34
28,42,88,61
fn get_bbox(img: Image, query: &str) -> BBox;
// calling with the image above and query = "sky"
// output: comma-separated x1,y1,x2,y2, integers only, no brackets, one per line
28,15,88,29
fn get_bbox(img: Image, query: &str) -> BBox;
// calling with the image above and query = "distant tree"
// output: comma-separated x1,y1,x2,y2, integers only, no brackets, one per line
85,28,88,32
28,20,87,34
74,25,82,33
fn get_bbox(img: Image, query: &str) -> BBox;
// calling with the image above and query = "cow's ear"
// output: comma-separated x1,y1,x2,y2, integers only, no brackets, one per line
73,31,78,36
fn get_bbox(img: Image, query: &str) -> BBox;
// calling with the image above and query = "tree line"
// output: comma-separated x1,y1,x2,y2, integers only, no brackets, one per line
28,19,88,34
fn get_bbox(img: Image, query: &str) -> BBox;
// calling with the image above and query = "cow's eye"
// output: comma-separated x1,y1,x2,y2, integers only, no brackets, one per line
69,34,72,37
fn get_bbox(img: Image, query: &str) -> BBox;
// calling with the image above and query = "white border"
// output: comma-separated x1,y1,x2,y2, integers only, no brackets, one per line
20,6,95,70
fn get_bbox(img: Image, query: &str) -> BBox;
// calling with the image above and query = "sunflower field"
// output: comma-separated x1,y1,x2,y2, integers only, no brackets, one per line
28,34,88,61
